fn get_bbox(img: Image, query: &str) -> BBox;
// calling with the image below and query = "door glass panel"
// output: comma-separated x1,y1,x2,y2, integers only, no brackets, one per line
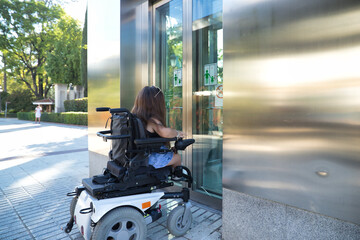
192,0,223,197
155,0,183,130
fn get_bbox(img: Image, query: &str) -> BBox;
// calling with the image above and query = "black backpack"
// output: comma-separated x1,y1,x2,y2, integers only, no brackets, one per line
99,108,148,168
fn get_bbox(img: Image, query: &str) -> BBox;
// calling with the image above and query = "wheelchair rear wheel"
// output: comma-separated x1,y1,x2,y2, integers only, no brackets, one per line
167,205,192,237
92,207,147,240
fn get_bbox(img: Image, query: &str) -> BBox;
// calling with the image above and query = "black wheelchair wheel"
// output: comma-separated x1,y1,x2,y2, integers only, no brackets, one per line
167,205,192,237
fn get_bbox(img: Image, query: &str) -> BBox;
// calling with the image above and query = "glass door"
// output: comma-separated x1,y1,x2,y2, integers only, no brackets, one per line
154,0,183,130
192,0,223,197
154,0,223,199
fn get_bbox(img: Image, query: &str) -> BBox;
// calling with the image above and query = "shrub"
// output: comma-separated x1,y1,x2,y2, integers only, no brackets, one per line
6,89,35,112
62,112,88,125
17,112,35,121
17,112,87,126
0,113,17,118
64,97,88,112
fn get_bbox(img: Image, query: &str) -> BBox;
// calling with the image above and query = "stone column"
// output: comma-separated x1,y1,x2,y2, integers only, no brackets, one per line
54,83,67,113
68,88,75,100
74,85,85,99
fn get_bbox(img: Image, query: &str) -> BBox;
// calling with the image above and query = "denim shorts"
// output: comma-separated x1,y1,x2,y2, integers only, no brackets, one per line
148,146,173,169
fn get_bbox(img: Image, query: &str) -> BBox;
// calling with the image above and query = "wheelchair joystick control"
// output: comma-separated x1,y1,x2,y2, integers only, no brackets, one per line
175,138,195,151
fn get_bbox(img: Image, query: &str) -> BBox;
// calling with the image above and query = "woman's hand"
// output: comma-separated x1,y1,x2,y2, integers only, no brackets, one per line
176,130,185,138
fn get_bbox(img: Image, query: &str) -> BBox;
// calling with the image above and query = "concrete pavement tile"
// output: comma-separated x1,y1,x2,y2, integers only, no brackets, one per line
16,206,44,217
206,230,222,240
147,224,166,235
24,218,54,229
184,220,220,240
190,205,200,213
26,219,58,230
71,236,84,240
161,237,187,240
0,221,23,231
0,209,18,220
27,220,57,231
33,229,68,240
0,222,24,233
14,204,42,213
54,214,72,226
55,236,72,240
209,218,222,229
69,232,83,239
148,227,170,239
194,210,214,223
0,119,222,239
13,236,33,240
21,212,52,222
205,212,221,224
0,228,31,240
192,208,206,218
23,185,46,194
0,173,15,182
31,225,63,237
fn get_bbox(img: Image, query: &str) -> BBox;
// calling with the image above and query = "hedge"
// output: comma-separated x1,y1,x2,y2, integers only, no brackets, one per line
17,112,88,126
0,113,17,118
64,97,88,112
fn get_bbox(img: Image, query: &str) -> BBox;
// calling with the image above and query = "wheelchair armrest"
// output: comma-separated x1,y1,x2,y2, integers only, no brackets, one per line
96,107,130,114
134,137,177,145
110,108,130,114
97,130,130,142
96,107,110,112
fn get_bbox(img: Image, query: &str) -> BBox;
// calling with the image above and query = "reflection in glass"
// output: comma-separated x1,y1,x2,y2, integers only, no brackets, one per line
155,0,183,131
192,0,223,197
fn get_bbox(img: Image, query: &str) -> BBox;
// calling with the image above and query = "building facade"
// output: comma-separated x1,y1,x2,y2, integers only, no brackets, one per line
87,0,360,238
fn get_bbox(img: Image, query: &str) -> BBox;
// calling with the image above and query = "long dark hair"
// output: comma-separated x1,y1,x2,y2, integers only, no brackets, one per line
131,86,166,127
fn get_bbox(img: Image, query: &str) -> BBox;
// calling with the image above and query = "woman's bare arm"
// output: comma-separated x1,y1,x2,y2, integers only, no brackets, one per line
148,118,184,138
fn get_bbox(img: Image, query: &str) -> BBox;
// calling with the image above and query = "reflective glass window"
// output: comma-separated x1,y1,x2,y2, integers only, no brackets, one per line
155,0,183,130
192,0,223,197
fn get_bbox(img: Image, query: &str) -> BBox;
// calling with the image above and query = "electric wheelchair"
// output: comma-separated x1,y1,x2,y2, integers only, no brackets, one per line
65,107,195,240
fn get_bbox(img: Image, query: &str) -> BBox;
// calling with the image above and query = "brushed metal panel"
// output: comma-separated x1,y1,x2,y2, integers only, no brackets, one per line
223,0,360,224
88,0,121,157
121,0,149,109
88,0,150,161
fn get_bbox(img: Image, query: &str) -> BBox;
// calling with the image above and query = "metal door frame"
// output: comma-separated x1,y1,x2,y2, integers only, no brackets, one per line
150,0,222,210
150,0,193,169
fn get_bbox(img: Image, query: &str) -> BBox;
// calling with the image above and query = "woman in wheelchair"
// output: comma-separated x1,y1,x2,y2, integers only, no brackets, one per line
65,86,195,240
132,86,184,169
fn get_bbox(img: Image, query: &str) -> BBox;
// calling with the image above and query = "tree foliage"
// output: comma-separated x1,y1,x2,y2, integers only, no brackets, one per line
0,0,63,99
0,0,83,101
81,8,87,97
6,88,35,112
45,15,82,85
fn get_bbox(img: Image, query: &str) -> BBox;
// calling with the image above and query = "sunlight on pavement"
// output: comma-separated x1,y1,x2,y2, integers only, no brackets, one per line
0,156,36,171
9,161,73,189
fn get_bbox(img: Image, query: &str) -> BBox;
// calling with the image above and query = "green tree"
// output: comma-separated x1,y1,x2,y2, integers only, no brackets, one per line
81,8,87,96
45,15,82,85
0,0,63,99
6,89,35,112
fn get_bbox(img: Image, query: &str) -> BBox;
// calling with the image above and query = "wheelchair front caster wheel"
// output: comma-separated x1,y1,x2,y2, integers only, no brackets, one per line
92,207,147,240
167,205,192,237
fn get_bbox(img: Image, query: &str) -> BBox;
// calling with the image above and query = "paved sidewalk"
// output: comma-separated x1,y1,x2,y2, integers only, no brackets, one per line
0,118,222,240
